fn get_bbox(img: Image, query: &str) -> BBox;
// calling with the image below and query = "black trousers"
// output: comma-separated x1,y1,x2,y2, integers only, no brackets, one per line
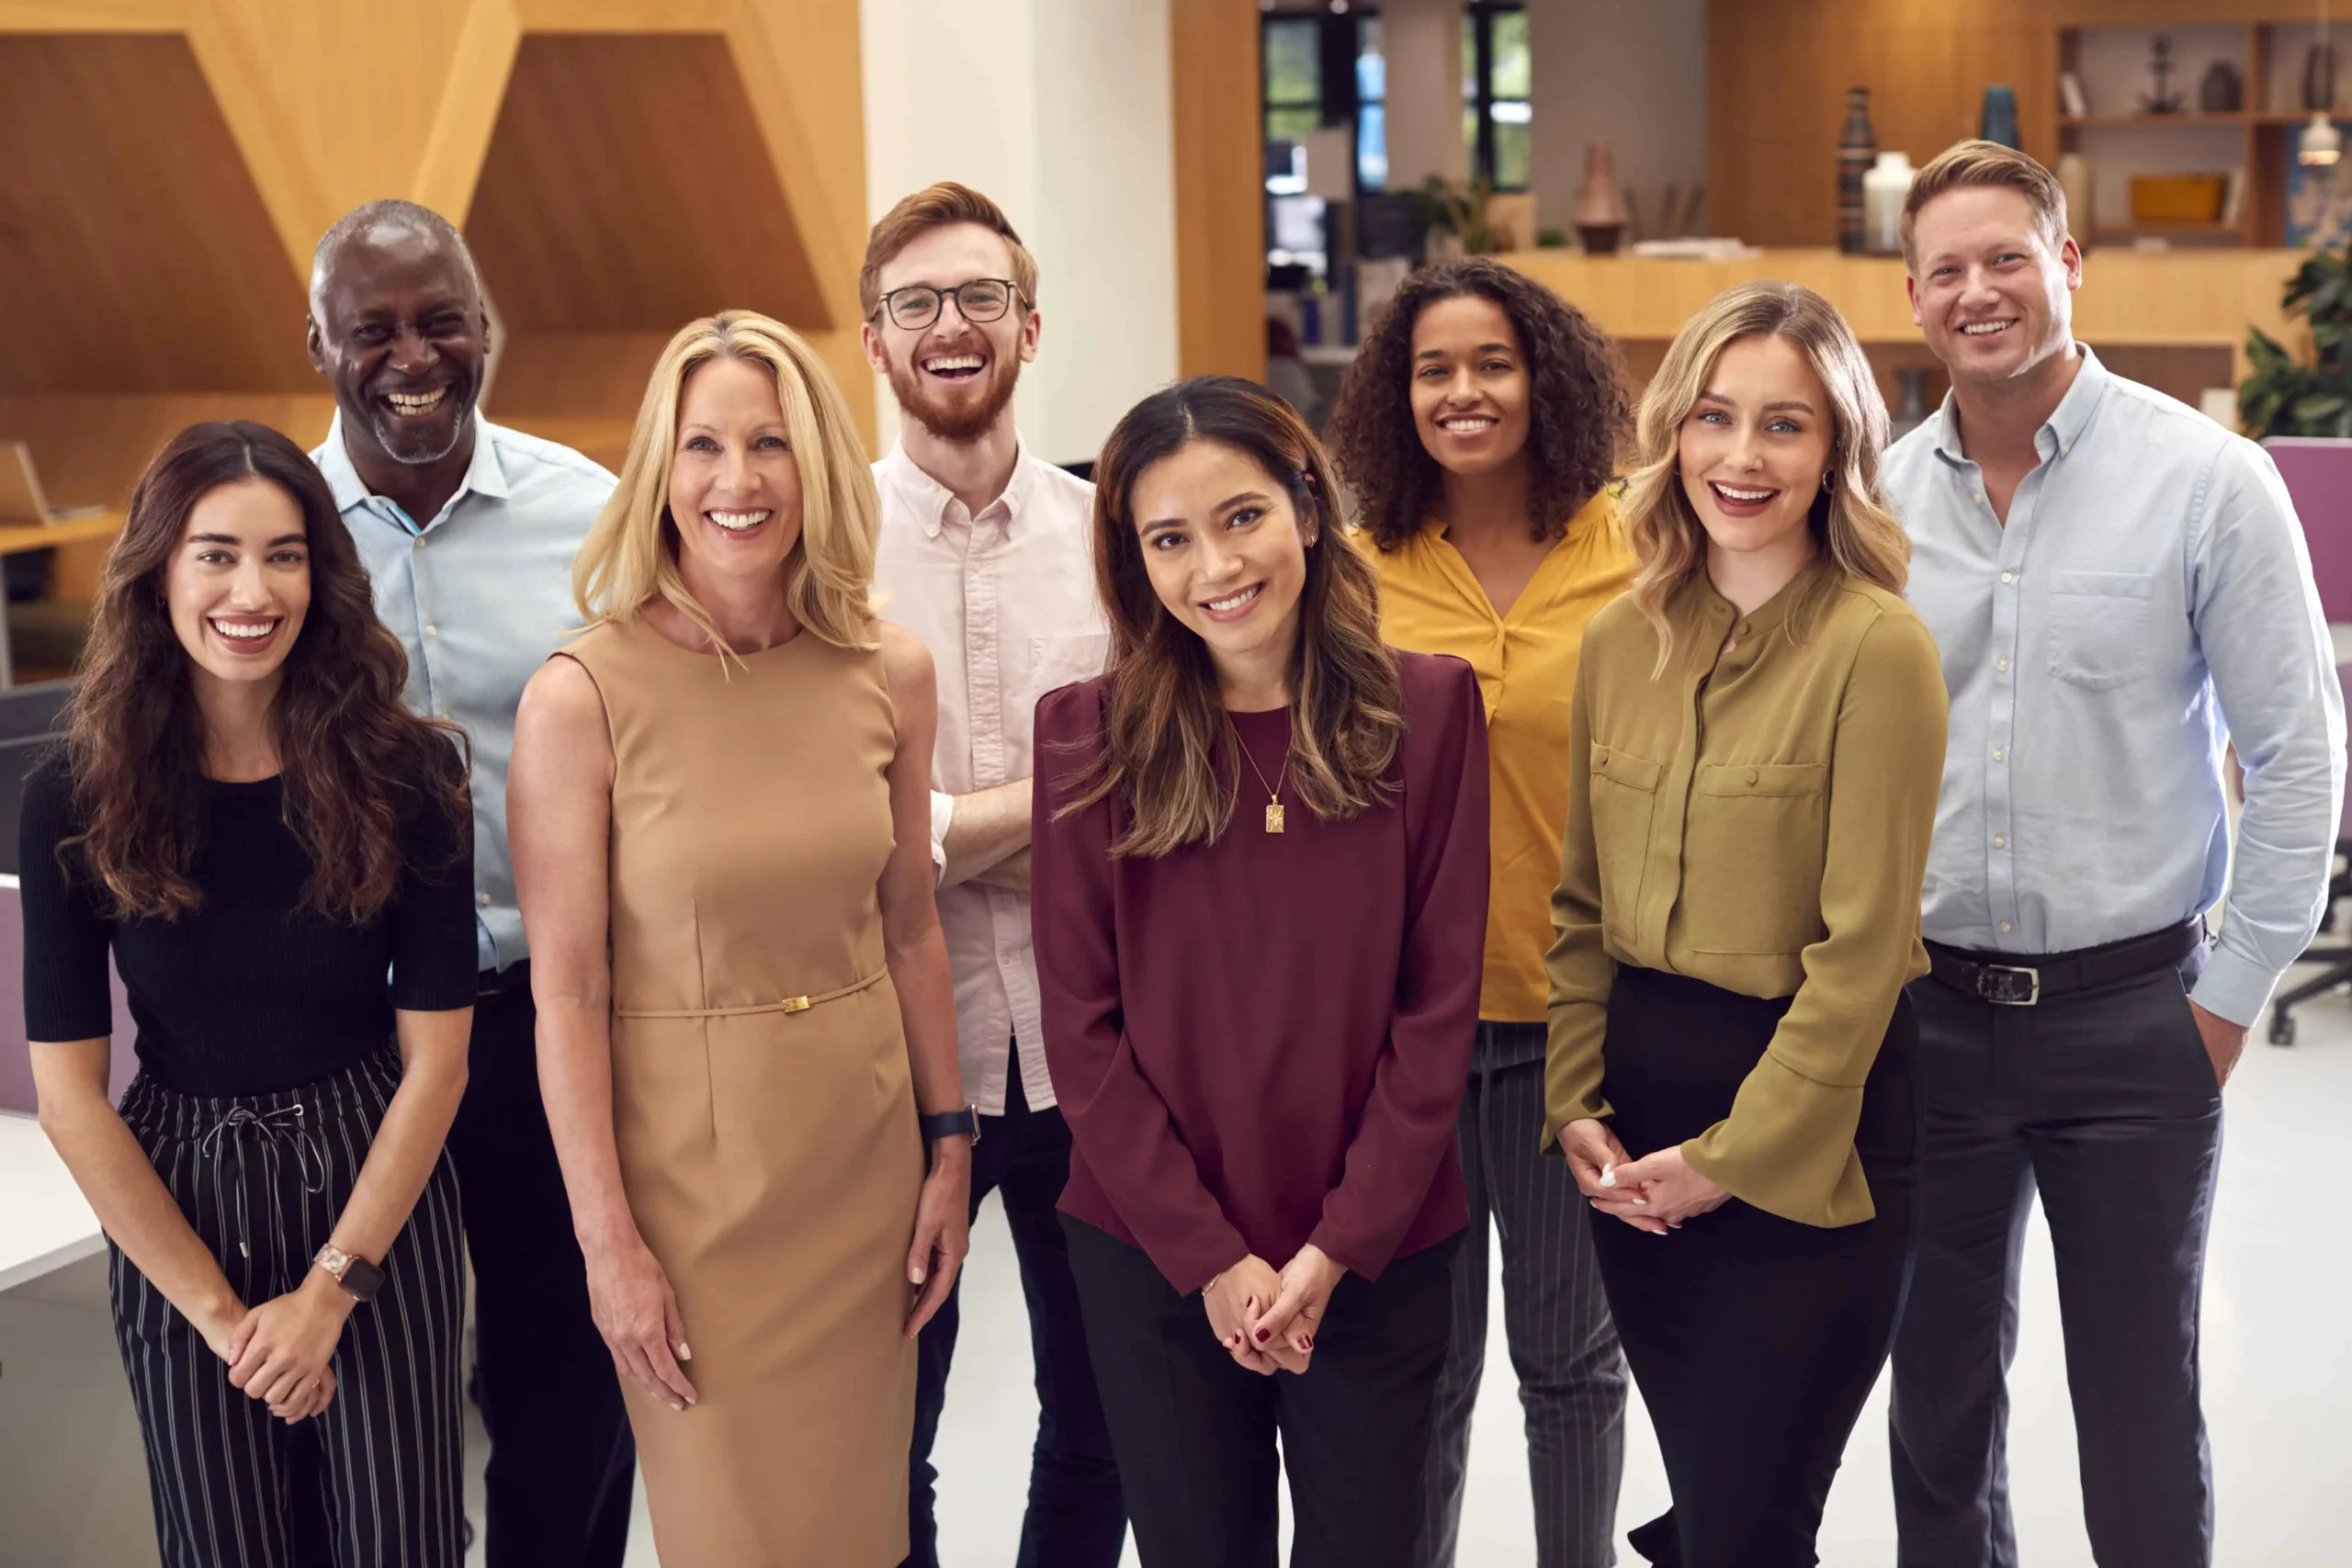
446,969,635,1568
1065,1215,1456,1568
1889,950,2222,1568
1591,965,1920,1568
1420,1027,1627,1568
904,1066,1125,1568
112,1047,468,1568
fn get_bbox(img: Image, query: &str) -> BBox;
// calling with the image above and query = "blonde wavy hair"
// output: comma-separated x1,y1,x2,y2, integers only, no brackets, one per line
1621,280,1908,671
573,310,879,653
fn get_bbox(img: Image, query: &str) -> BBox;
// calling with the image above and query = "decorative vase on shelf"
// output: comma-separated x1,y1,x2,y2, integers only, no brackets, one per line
2307,42,2339,113
2056,152,2094,245
1862,151,1914,255
1891,367,1931,443
1838,88,1876,254
2200,61,2244,114
1980,85,2022,150
1574,143,1630,255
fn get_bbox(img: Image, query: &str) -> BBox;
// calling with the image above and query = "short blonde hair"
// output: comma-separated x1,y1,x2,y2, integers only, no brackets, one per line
1621,280,1910,671
861,182,1039,321
1900,140,2069,272
574,310,879,653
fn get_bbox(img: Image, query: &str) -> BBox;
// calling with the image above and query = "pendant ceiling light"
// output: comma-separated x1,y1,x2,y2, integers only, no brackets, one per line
2304,0,2344,165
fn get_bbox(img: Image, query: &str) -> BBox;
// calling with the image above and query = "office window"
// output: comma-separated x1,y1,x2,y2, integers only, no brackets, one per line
1466,3,1529,192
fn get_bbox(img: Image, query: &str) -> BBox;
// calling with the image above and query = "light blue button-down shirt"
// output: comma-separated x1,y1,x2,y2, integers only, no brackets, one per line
313,413,616,972
1886,346,2345,1026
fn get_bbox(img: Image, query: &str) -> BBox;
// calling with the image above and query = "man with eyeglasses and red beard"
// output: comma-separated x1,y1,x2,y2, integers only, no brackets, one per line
863,183,1126,1568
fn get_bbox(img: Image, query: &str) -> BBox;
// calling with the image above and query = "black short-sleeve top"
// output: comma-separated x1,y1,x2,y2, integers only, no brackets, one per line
17,748,478,1097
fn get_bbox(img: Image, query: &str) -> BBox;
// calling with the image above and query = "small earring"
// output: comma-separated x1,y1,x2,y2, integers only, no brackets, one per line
1822,470,1835,491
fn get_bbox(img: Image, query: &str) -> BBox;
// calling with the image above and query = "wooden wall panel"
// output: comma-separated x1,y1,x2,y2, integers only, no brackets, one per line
0,34,314,393
1705,0,2306,250
464,33,831,335
1171,0,1266,382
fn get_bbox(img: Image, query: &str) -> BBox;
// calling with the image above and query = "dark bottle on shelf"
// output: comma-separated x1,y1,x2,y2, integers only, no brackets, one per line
1838,88,1876,254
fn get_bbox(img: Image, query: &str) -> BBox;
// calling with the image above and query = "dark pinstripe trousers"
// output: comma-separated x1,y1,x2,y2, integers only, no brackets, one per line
110,1046,468,1568
1418,1024,1628,1568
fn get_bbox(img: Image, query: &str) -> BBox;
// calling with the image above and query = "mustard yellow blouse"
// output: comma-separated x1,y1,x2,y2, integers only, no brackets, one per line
1371,491,1638,1022
1543,566,1948,1226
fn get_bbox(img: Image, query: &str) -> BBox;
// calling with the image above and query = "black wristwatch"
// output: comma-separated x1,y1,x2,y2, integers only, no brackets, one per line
919,1106,980,1145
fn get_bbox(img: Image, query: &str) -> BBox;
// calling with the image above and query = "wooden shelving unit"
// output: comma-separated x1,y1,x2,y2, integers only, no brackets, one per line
2058,20,2345,248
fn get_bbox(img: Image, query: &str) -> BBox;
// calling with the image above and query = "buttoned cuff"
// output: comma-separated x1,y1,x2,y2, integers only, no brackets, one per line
929,790,954,886
2188,945,2278,1030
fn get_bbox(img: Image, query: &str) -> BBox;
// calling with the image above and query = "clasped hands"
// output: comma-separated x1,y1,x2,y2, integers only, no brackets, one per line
201,1270,352,1426
1202,1244,1343,1376
1560,1118,1730,1235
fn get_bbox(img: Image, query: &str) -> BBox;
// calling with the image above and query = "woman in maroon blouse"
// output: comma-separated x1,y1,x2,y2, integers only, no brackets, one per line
1032,376,1490,1566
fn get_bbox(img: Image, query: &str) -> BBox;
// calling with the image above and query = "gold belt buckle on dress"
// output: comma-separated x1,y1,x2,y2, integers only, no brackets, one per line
780,996,812,1013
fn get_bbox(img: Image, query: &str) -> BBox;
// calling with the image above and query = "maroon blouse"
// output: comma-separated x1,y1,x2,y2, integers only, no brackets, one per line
1032,649,1490,1293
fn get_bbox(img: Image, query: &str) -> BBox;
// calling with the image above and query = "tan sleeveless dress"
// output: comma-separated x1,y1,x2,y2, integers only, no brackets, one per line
558,616,922,1566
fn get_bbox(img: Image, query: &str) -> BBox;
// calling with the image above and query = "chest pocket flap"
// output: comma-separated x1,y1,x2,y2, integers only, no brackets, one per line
1589,744,1664,793
1695,761,1828,797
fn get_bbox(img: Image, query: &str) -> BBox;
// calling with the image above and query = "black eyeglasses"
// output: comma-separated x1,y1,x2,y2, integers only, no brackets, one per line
872,278,1024,332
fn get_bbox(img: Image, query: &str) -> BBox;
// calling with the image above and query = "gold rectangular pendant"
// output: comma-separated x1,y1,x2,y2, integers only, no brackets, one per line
1266,803,1285,833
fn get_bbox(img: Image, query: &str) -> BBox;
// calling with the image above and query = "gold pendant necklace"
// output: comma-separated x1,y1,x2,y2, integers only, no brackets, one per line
1230,721,1293,834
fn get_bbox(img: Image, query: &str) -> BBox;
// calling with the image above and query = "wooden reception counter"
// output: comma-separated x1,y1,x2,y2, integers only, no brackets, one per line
1503,248,2311,405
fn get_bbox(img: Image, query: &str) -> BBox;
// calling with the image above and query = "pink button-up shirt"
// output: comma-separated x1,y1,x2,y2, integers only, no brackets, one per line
875,441,1109,1115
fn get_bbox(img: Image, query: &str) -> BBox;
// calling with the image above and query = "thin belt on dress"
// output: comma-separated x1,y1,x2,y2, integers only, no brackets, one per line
613,966,888,1020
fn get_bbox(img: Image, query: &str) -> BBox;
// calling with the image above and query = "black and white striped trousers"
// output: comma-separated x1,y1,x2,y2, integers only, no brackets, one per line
111,1045,467,1568
1419,1025,1629,1568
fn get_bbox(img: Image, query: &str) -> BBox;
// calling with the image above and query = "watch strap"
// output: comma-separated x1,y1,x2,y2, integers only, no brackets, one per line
919,1107,980,1145
315,1244,386,1303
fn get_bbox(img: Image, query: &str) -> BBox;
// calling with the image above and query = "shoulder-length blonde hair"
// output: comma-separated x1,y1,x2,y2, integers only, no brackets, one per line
573,310,879,652
1620,280,1908,669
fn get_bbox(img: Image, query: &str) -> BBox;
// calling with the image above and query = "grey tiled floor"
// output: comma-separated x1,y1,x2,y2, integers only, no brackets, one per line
469,964,2352,1567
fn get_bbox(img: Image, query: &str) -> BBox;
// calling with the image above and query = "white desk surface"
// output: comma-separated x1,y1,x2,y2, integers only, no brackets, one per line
0,1110,104,1294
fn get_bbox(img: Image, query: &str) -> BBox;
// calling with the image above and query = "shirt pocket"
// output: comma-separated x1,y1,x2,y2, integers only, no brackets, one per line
1587,742,1664,944
2045,570,2155,693
1680,761,1829,955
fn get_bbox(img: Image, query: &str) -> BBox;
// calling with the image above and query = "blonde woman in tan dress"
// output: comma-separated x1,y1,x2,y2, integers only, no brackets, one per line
509,311,973,1565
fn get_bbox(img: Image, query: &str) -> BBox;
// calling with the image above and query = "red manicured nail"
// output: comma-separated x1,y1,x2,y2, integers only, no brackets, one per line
1298,1336,1313,1350
1254,1327,1271,1343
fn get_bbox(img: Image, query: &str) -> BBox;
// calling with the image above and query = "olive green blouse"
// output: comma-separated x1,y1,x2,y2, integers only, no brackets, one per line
1543,565,1949,1227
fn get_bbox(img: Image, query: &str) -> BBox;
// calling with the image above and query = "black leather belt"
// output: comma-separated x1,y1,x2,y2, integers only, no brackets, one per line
1926,919,2206,1007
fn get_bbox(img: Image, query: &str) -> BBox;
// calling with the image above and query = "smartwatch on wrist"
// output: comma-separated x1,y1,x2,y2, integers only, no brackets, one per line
314,1244,385,1303
918,1106,980,1146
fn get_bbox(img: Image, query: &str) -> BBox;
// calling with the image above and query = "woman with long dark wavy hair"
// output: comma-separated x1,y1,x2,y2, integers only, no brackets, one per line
1326,255,1635,1567
22,421,478,1567
1031,376,1490,1564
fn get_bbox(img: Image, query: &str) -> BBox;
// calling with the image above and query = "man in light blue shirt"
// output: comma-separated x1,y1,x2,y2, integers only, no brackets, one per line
1882,145,2344,1568
307,200,634,1567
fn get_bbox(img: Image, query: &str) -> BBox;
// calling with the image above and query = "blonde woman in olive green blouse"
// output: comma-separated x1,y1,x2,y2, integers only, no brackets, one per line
1542,281,1947,1567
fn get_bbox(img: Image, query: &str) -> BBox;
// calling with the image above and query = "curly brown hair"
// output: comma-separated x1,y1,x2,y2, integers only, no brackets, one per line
1328,257,1629,550
62,421,469,922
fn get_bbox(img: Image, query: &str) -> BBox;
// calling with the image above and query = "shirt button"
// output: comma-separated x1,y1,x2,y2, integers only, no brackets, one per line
1997,657,2009,673
477,892,492,908
1993,835,2007,849
1975,491,1987,505
424,624,439,637
1999,920,2013,933
413,536,425,550
1999,570,2014,584
1993,747,2006,761
1747,769,1759,784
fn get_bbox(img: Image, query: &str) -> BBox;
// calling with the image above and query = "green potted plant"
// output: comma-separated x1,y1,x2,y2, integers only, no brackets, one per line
1410,172,1502,258
2240,243,2352,437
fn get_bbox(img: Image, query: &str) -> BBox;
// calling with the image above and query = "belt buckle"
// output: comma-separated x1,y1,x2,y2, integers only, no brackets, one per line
1976,964,2041,1006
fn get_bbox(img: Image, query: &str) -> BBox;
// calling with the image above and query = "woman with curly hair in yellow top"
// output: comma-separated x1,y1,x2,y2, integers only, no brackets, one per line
1327,255,1635,1568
